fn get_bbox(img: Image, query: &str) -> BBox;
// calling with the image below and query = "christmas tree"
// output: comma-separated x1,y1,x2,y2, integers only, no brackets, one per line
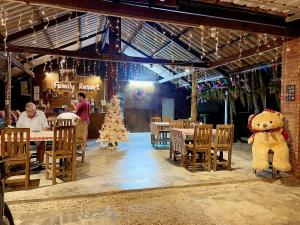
97,95,128,149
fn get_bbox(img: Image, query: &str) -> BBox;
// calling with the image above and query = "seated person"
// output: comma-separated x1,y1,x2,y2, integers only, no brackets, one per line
16,102,49,131
57,112,80,125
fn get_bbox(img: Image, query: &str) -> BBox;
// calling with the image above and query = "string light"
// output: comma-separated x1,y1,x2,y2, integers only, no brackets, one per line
0,7,8,54
18,12,22,31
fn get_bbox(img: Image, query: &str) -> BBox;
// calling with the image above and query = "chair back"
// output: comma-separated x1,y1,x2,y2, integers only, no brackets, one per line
76,119,88,143
179,119,191,128
162,116,171,122
151,116,161,123
214,124,234,149
52,126,76,154
56,119,72,127
47,116,57,130
170,120,185,129
0,128,30,159
193,124,213,150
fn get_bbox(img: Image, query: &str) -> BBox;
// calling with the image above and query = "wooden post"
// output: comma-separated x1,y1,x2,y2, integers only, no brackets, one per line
224,91,228,124
191,71,198,121
107,16,121,100
5,52,12,125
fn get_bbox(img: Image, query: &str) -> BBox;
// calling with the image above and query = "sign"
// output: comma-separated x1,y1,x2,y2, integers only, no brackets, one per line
53,82,100,91
78,83,100,91
53,82,75,91
286,85,296,101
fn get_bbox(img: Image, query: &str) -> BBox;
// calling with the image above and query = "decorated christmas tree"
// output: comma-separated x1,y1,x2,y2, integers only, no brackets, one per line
97,95,128,148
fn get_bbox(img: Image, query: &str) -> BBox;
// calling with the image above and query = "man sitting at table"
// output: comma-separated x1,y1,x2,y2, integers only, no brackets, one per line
16,102,49,131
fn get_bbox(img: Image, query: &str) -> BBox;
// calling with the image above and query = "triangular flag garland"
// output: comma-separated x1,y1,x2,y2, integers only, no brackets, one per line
97,95,128,148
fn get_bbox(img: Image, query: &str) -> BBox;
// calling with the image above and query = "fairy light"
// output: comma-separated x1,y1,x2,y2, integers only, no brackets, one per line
95,17,101,55
215,28,219,58
54,13,58,47
76,13,81,48
44,17,49,30
0,7,8,54
18,12,22,31
116,18,121,53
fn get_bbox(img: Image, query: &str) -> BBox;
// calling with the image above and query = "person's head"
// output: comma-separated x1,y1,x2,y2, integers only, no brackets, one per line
77,93,86,102
25,102,37,119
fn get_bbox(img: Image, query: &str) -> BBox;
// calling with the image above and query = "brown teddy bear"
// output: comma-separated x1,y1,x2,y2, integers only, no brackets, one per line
248,109,291,172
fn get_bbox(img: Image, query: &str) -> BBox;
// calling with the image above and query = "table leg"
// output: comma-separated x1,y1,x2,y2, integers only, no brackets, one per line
37,141,46,163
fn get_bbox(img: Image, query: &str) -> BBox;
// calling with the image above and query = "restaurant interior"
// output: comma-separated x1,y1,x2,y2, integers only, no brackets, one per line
0,0,300,224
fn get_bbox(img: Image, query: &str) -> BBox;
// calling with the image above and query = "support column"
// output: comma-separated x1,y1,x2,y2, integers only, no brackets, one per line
5,52,12,125
224,91,228,124
107,16,121,100
281,37,300,177
191,71,198,122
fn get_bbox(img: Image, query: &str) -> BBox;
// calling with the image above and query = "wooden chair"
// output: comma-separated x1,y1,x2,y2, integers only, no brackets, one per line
45,126,76,185
212,124,234,171
185,124,213,172
151,116,161,123
75,119,88,163
179,119,191,128
47,116,57,130
162,116,171,122
0,128,30,190
55,119,72,127
170,120,185,129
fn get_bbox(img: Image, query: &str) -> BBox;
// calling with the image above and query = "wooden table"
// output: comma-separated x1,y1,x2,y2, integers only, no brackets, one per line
150,122,170,147
170,128,216,165
30,131,53,163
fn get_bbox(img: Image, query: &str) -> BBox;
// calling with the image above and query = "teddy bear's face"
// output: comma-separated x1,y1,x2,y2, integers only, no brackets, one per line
251,111,284,131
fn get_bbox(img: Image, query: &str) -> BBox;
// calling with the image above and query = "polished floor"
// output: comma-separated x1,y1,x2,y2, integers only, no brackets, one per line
5,133,300,225
5,133,257,202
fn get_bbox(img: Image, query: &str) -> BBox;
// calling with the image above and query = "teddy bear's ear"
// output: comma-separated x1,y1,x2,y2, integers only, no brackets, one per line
275,112,284,120
248,114,255,124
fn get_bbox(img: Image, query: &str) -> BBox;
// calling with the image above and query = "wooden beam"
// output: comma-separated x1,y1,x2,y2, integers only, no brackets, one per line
0,44,207,67
6,12,85,43
10,0,300,37
5,52,12,125
122,23,144,53
208,39,284,69
31,5,55,48
151,28,189,57
146,22,229,76
0,52,34,77
191,71,197,122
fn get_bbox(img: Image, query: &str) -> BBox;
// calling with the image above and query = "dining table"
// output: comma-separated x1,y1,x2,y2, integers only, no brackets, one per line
30,131,54,163
170,128,216,165
150,122,170,146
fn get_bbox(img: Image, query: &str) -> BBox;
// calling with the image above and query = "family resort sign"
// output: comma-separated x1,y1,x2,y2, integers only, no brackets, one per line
53,82,101,91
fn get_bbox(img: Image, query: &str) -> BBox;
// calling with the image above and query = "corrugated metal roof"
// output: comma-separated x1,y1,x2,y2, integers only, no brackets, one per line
0,0,295,86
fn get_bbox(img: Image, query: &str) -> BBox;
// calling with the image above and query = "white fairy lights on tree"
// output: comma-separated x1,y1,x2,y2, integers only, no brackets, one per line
97,95,128,148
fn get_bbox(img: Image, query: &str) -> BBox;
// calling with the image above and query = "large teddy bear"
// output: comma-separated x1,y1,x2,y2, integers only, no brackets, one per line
248,109,291,172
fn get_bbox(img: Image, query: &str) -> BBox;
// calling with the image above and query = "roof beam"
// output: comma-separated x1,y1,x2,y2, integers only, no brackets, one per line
121,39,175,75
121,39,190,85
208,39,284,69
31,5,54,48
0,44,207,67
7,12,85,43
122,23,144,53
0,52,34,77
151,28,189,57
146,22,229,76
10,0,300,37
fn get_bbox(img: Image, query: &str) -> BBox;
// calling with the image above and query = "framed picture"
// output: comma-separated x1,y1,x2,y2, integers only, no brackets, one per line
21,81,29,96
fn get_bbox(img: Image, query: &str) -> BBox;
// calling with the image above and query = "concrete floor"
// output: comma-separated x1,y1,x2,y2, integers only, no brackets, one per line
5,133,300,225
